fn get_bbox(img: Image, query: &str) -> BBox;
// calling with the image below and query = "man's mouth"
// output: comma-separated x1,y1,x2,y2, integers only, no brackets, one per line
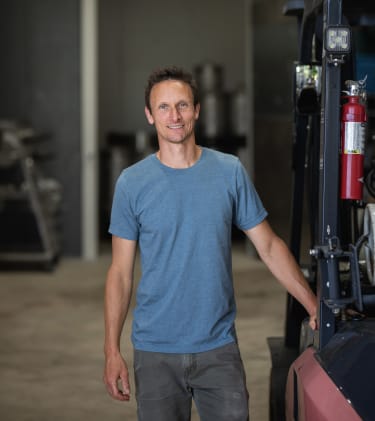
168,124,184,129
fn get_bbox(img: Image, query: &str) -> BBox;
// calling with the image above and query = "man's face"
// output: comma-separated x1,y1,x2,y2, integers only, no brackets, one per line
145,80,200,145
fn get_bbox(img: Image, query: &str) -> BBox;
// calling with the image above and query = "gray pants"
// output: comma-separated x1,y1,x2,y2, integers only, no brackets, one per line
134,342,249,421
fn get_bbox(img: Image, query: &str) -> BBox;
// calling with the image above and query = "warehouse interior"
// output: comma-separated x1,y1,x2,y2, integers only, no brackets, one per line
0,0,297,260
2,0,369,420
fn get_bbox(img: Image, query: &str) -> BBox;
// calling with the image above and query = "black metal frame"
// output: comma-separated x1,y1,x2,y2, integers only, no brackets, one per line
315,0,344,348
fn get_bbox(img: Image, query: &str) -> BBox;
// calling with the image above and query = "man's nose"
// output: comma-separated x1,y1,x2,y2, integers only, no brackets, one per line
171,106,181,121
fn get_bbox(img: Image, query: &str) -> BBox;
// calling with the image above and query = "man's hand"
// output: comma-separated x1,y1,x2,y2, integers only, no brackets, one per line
309,313,318,331
103,352,131,401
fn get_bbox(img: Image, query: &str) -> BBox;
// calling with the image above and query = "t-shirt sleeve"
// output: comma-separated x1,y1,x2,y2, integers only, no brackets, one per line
233,160,268,230
108,175,139,240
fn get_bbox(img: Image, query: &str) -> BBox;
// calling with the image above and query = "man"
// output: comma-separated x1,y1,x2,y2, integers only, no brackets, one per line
103,66,317,421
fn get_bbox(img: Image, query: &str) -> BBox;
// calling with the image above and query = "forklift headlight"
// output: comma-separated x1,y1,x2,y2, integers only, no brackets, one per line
325,26,351,54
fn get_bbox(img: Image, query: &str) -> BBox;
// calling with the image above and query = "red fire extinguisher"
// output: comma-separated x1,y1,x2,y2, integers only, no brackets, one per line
340,79,367,200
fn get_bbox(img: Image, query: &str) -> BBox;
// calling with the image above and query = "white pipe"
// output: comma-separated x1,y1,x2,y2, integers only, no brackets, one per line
81,0,98,260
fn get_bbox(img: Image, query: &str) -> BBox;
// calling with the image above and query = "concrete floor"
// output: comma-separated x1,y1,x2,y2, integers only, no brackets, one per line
0,242,287,421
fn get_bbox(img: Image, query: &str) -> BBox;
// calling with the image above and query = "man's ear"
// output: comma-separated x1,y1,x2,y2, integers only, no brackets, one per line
194,103,200,120
145,106,154,125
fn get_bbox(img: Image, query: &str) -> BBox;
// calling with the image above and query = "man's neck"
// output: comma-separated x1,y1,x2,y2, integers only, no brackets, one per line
156,142,202,169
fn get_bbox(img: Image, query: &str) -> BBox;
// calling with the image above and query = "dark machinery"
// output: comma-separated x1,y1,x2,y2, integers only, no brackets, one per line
0,121,61,269
268,1,375,420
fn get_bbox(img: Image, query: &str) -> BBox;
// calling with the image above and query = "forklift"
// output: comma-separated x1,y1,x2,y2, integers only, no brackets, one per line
268,1,375,419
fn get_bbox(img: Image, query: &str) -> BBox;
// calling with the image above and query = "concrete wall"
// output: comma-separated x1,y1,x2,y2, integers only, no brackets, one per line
98,0,126,146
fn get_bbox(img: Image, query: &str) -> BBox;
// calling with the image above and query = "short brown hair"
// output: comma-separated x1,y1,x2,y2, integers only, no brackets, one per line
145,66,200,112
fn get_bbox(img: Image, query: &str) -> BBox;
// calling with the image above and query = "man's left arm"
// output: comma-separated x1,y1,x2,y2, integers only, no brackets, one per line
244,219,317,330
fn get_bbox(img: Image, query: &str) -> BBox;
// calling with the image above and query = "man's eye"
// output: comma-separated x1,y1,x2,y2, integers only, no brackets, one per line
159,104,169,110
178,103,188,109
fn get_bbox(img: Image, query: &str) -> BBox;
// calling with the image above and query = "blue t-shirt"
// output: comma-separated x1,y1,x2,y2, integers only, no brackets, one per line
109,147,267,353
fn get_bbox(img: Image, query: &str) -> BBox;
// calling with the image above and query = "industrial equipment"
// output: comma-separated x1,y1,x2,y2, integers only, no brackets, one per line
0,121,61,269
268,1,375,420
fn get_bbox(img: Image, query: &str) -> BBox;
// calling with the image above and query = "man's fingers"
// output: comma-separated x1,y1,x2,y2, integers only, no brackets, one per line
106,380,130,401
119,375,131,399
309,315,318,331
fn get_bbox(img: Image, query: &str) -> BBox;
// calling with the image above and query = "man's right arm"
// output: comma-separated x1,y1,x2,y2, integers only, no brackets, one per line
103,235,137,401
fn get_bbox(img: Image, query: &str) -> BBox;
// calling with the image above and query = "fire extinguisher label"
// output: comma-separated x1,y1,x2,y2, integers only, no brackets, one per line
344,122,366,154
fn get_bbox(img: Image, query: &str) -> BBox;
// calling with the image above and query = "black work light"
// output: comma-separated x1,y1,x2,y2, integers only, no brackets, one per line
325,26,351,64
